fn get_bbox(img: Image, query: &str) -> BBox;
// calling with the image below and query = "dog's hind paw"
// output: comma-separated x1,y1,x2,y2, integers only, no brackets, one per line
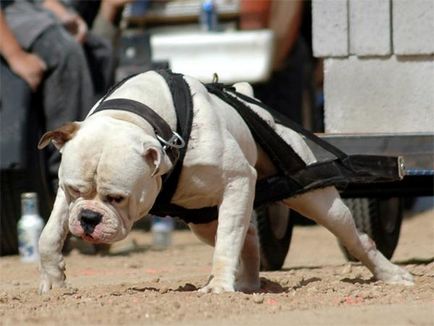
376,265,414,286
235,280,261,293
199,278,234,294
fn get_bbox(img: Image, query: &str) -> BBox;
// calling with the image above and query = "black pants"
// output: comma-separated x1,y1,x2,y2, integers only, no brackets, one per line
253,37,312,126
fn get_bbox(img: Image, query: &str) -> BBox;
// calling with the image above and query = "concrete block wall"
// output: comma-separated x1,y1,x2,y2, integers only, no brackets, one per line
312,0,348,57
393,0,434,55
349,0,391,56
312,0,434,133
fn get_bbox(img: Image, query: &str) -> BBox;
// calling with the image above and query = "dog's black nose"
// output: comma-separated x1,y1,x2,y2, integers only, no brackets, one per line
80,209,102,234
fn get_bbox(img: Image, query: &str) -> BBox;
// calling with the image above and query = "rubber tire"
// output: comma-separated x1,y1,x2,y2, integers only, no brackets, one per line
340,198,403,261
256,203,294,271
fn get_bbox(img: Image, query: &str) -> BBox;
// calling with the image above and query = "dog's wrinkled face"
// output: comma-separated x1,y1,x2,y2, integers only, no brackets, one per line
39,117,172,244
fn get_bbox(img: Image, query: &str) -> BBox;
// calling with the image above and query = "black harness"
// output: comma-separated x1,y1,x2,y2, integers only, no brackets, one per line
90,70,404,224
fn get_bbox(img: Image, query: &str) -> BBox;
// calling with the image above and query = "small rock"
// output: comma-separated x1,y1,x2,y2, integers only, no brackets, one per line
342,263,352,274
159,287,170,294
62,288,78,296
307,286,317,293
0,292,9,303
151,277,160,283
12,281,20,286
252,294,264,304
110,291,122,296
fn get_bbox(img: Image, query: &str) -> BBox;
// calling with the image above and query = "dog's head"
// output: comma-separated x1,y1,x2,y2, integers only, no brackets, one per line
38,117,172,244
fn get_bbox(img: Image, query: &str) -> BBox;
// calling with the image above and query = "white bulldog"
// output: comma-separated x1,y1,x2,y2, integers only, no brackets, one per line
37,71,413,294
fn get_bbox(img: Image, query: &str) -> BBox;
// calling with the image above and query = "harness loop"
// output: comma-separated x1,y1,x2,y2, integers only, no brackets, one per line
156,131,186,150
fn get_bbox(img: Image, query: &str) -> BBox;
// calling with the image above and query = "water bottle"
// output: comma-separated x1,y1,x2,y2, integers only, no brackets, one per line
151,215,174,250
17,192,45,263
200,0,219,31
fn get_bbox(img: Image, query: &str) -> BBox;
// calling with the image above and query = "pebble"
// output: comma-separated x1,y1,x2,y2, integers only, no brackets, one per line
341,264,352,274
307,286,317,293
252,294,264,304
159,287,170,294
62,288,78,296
151,278,160,283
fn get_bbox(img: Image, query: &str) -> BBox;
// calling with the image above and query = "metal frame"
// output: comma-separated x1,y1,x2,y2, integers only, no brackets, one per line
317,133,434,197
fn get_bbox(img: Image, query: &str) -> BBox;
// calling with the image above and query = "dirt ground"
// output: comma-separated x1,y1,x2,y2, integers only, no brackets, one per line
1,208,433,325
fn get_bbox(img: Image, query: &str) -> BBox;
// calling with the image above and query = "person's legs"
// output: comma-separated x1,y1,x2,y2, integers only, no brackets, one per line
31,26,95,129
253,37,309,125
30,26,96,183
0,59,34,169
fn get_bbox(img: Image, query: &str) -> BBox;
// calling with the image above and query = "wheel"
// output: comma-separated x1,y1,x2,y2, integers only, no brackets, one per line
340,198,403,261
255,202,294,271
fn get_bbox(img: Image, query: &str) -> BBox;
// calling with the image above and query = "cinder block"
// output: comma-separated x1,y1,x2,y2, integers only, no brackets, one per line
324,56,434,133
312,0,349,57
349,0,391,56
393,0,434,55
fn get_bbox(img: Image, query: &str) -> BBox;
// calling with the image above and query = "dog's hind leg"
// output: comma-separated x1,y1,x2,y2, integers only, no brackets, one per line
283,186,413,285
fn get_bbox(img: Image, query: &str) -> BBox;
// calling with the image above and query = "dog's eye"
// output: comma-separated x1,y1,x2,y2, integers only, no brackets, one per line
106,195,124,204
69,186,81,197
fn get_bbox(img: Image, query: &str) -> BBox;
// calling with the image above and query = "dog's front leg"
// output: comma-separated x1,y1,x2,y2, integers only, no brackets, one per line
200,167,256,293
38,188,69,294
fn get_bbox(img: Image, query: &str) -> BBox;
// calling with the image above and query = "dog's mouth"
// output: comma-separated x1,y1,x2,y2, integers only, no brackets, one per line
81,233,101,244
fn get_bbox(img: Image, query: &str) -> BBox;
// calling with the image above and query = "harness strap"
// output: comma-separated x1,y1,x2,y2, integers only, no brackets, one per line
151,70,197,214
155,70,193,193
206,83,307,177
91,98,180,164
228,89,349,161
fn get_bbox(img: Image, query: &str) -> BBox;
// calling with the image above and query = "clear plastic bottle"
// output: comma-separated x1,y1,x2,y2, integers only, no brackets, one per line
17,192,44,263
151,215,174,250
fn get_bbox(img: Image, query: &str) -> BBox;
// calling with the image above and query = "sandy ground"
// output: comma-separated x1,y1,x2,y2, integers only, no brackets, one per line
1,209,433,325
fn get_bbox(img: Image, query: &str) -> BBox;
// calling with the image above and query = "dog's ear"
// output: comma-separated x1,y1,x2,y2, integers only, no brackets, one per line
143,145,173,177
38,122,80,151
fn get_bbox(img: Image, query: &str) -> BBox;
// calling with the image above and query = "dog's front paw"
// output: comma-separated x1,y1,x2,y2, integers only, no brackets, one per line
376,265,414,286
39,270,66,294
199,277,234,294
39,272,66,294
38,258,66,294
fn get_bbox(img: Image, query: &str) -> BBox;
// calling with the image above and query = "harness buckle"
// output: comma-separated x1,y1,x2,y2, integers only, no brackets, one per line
156,131,186,151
